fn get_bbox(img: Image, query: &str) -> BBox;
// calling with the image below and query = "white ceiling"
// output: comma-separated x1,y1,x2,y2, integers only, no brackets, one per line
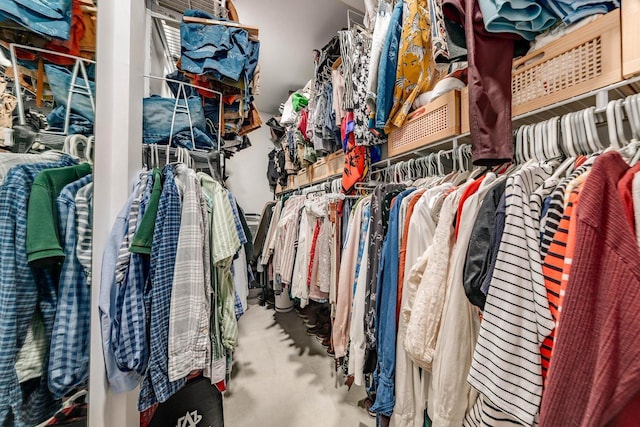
233,0,363,114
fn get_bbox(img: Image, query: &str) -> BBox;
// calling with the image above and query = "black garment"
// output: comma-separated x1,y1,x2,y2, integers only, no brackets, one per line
463,179,506,309
252,202,275,266
363,184,405,374
236,204,254,263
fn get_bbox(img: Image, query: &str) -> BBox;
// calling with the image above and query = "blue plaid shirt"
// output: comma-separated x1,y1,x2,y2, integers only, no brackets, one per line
111,172,153,377
234,289,244,320
226,191,247,245
138,166,186,411
0,157,76,426
48,174,93,399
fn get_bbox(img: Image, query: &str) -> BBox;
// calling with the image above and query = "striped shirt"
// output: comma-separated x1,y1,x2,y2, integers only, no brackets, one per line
539,164,591,258
464,394,523,427
540,173,589,379
114,173,149,284
468,163,555,426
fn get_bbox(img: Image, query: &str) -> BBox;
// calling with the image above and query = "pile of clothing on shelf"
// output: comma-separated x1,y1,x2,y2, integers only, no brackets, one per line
0,0,97,149
142,4,260,155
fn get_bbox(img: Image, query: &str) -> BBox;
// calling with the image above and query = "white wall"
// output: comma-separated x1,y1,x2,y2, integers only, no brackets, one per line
225,112,275,215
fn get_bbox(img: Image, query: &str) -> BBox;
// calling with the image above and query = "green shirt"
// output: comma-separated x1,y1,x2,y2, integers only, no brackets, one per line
130,168,162,254
26,162,92,265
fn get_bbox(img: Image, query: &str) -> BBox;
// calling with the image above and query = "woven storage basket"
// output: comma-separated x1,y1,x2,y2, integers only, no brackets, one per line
512,9,621,116
623,0,640,78
297,168,310,186
460,87,469,134
326,150,345,175
311,158,329,182
388,90,461,157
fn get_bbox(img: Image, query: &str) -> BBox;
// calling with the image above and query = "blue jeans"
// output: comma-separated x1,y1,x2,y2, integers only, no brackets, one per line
374,1,403,132
478,0,557,40
0,0,70,39
180,9,260,82
45,64,95,122
544,0,617,24
143,95,213,149
47,106,93,135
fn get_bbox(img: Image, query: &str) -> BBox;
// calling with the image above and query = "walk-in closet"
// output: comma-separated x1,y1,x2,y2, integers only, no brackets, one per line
0,0,639,426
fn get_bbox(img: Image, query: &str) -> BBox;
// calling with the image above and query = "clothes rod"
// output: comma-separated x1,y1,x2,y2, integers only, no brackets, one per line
7,43,96,64
143,74,223,97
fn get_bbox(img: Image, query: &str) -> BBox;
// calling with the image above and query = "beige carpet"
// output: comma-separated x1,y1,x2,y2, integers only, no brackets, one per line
224,302,374,427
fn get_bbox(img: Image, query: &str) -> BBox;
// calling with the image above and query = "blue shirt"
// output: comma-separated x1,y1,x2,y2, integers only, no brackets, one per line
370,189,414,416
0,156,76,426
138,166,186,411
99,183,142,394
48,174,93,399
111,172,153,378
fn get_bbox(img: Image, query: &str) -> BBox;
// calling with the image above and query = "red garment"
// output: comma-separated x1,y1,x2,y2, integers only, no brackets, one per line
307,219,322,287
44,0,86,65
540,152,640,427
617,162,640,234
341,112,367,194
454,176,484,239
442,0,523,166
397,189,425,324
298,109,310,140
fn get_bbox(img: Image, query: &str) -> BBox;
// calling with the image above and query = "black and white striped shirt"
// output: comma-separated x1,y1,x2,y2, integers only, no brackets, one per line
467,163,555,426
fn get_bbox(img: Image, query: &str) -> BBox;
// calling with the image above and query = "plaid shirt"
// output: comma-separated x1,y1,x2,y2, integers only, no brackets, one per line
138,166,186,411
99,179,143,394
0,157,76,426
74,182,93,286
168,166,211,382
111,172,153,377
48,174,93,399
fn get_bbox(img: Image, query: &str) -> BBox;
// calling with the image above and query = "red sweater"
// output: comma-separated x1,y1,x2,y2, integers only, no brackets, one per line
540,152,640,426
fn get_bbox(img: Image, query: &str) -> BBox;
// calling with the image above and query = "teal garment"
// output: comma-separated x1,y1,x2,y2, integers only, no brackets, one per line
478,0,557,40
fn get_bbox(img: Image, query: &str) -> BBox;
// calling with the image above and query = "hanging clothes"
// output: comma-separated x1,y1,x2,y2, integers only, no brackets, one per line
386,0,442,134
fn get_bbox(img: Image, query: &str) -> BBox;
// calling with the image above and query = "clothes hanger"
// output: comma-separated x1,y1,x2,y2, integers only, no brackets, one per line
515,126,525,164
624,95,640,141
606,100,621,150
85,135,94,164
615,99,631,147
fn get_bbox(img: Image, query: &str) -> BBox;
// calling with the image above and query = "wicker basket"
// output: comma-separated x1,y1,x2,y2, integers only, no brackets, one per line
388,90,461,157
460,87,469,134
326,150,345,176
623,0,640,78
311,158,329,181
297,168,310,186
512,9,622,116
287,175,295,189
